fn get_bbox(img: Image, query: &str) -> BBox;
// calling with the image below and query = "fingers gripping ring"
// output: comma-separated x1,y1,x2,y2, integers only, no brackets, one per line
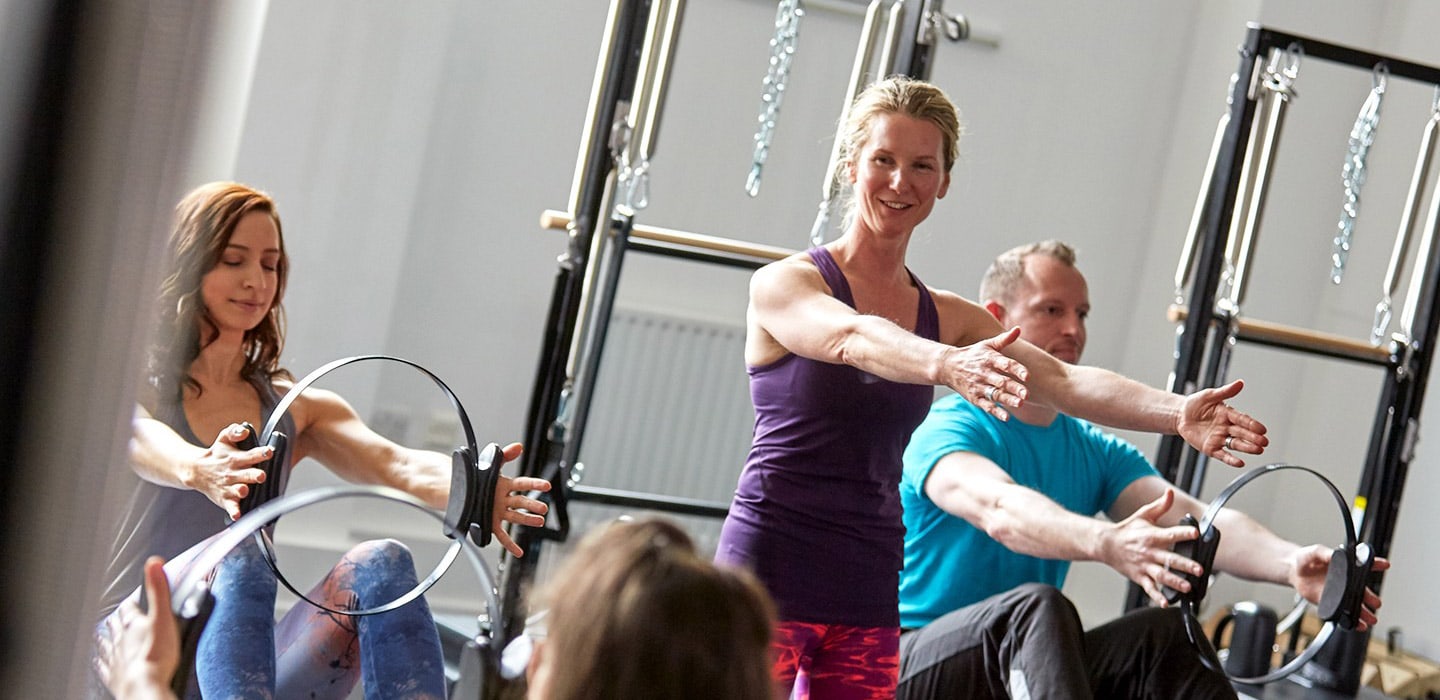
984,385,997,402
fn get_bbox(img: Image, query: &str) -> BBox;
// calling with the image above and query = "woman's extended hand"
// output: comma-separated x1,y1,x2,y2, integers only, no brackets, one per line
187,423,274,521
489,442,552,557
1176,380,1269,468
944,327,1029,420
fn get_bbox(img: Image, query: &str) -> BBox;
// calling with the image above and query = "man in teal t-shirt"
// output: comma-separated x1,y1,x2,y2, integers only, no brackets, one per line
899,393,1154,627
895,241,1387,699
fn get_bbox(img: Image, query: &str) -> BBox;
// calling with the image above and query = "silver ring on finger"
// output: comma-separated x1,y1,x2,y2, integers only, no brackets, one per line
984,385,996,402
1223,435,1234,450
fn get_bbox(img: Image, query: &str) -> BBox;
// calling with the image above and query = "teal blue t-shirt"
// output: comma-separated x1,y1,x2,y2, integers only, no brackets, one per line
898,393,1157,629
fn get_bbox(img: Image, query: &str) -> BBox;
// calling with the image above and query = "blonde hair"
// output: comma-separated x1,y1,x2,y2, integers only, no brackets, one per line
835,76,962,229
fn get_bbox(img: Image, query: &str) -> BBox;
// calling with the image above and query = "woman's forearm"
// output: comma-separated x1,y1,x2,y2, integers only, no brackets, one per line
129,409,200,489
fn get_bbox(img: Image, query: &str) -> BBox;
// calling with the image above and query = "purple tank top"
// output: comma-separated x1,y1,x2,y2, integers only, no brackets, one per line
716,247,939,628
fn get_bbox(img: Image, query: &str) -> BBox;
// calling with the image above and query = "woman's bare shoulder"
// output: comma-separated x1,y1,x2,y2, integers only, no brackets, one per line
268,378,350,434
929,287,1004,345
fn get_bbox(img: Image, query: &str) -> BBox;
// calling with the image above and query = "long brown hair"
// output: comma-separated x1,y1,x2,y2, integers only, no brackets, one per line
146,182,292,401
534,518,777,700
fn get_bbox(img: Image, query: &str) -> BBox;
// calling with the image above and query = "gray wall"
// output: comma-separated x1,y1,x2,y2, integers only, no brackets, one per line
139,0,1439,662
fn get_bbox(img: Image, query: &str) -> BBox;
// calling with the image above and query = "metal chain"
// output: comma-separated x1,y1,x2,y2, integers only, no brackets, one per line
1333,63,1388,284
746,0,804,198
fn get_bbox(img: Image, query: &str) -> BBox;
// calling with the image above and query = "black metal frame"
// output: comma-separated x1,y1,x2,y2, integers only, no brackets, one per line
885,0,940,81
1131,23,1440,695
497,0,652,643
497,0,942,643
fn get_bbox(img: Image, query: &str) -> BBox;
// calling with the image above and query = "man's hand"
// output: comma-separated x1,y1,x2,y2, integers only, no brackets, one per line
1287,545,1390,631
1099,489,1205,606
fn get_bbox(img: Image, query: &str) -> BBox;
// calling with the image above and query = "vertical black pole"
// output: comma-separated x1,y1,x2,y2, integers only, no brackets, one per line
1125,27,1265,614
886,0,936,80
560,212,635,478
1361,196,1440,570
498,0,651,645
1154,26,1264,484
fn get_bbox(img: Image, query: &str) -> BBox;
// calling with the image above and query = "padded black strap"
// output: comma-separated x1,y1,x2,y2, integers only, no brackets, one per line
1162,513,1221,606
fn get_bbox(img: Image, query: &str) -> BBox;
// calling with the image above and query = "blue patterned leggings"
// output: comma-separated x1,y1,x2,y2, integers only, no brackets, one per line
101,536,446,699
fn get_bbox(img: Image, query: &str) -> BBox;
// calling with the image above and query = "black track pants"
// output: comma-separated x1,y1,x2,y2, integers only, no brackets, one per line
897,583,1236,700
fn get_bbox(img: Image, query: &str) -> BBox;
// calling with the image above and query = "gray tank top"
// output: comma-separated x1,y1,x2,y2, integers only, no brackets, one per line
97,374,295,616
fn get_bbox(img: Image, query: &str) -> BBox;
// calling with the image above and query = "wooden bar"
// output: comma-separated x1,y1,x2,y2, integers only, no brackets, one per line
540,209,796,262
1168,305,1394,365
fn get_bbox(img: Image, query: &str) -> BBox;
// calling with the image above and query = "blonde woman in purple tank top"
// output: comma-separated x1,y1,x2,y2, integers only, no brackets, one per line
715,76,1272,700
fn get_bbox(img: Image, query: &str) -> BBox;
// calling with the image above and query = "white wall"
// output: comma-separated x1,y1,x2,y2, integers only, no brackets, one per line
216,0,1437,660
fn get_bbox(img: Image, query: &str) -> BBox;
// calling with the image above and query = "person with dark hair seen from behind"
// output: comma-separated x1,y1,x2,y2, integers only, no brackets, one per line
895,240,1388,699
715,76,1271,698
94,181,552,698
526,517,777,700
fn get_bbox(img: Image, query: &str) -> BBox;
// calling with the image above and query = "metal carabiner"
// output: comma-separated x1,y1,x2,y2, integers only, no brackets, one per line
1281,42,1303,82
626,161,651,211
1263,42,1303,98
937,12,968,42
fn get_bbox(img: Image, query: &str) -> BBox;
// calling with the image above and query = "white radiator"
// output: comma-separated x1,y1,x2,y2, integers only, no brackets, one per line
581,307,753,499
535,306,755,581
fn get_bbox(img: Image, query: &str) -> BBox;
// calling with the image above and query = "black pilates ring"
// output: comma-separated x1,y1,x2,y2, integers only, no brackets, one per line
167,485,505,696
243,354,504,617
1173,463,1372,685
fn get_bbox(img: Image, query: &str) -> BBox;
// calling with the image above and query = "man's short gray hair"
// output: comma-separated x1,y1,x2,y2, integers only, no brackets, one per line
979,240,1078,305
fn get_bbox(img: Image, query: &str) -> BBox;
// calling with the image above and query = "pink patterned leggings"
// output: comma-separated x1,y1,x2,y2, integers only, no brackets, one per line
772,620,900,699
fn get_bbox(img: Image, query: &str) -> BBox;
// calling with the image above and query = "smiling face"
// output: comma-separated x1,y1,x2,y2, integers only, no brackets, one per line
993,253,1090,364
199,211,282,338
847,112,951,237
